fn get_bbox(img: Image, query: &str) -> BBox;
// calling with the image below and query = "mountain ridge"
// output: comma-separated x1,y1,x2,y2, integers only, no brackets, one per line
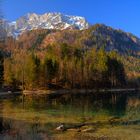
12,23,140,56
1,12,140,41
4,12,89,37
1,12,140,55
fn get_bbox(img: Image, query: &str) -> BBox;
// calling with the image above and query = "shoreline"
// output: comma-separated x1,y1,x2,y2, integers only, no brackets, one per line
0,88,139,98
0,91,21,99
23,88,139,96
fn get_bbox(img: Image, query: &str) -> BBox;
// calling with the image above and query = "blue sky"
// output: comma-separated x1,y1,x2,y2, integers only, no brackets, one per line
2,0,140,37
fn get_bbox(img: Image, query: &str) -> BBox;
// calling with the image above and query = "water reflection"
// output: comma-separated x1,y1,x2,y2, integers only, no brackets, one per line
0,91,139,140
0,117,4,133
22,92,136,117
0,99,3,133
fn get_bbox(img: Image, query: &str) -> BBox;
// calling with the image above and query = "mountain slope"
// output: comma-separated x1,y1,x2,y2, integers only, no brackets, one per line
84,24,140,53
16,24,140,55
2,11,140,55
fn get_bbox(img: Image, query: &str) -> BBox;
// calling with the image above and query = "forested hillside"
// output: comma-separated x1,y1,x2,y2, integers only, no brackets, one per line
0,24,140,90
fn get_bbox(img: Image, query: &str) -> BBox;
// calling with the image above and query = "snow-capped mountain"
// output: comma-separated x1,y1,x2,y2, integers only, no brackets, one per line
5,13,90,37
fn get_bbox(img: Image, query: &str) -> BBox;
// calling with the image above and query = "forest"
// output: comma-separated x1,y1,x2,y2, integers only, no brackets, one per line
0,25,140,90
1,42,126,90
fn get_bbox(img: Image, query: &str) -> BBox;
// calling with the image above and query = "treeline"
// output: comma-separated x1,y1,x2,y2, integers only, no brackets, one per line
2,43,126,90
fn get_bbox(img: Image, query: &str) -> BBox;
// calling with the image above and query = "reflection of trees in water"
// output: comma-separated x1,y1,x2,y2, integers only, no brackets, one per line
29,117,51,140
125,94,140,119
46,92,137,117
127,94,140,108
0,99,4,133
0,117,3,132
30,116,41,140
0,99,12,133
109,93,127,116
22,95,51,110
22,92,139,119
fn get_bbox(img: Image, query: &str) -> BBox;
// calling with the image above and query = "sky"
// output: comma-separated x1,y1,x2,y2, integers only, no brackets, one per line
1,0,140,37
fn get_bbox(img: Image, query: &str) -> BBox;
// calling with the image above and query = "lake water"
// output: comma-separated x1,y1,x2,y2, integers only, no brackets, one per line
0,91,139,140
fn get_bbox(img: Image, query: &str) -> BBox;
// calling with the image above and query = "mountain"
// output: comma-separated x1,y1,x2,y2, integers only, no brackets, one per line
1,14,140,86
84,24,140,53
1,12,140,55
0,20,8,40
5,13,89,37
2,24,140,85
16,24,140,55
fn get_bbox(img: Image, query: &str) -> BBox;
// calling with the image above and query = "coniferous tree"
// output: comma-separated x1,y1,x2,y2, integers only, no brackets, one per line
44,56,59,84
25,53,40,89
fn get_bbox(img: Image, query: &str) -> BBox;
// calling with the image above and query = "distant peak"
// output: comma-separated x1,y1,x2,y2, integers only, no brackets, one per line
27,13,38,16
5,12,90,37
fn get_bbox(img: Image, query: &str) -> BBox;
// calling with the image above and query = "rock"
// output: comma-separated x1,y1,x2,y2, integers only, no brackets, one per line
56,125,65,131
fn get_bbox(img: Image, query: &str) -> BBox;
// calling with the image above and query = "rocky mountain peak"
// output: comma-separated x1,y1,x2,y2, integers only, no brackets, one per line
5,12,90,37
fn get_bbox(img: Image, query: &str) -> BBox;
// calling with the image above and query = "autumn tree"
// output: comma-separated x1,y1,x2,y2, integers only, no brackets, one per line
25,53,40,89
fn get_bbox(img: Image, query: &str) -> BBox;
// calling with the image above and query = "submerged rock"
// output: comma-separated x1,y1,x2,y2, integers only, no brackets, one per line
56,125,65,131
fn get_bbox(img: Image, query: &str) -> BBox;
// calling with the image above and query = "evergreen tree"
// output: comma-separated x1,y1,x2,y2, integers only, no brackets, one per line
44,56,59,84
25,53,40,89
96,47,109,87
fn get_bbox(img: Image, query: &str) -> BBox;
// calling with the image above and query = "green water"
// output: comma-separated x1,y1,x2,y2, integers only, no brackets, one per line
0,91,139,140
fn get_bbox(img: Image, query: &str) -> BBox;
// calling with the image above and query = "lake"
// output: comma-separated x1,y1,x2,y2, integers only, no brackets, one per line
0,91,139,140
